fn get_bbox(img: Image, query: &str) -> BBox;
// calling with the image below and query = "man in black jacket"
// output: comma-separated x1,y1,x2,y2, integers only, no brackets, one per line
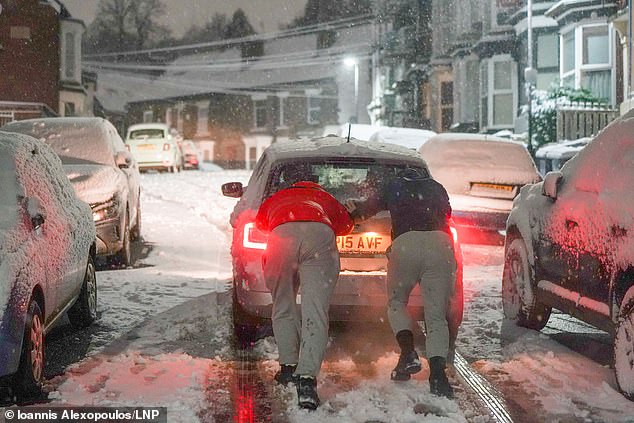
346,167,457,398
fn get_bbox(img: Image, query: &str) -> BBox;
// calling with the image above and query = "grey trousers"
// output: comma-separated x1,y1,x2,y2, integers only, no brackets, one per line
386,230,457,360
263,222,340,377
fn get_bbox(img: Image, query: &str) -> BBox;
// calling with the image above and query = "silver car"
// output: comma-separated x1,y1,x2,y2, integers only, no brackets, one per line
0,132,96,399
3,117,142,267
222,136,463,345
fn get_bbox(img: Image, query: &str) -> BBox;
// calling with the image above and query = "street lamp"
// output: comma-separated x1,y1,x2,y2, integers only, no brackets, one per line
344,57,359,123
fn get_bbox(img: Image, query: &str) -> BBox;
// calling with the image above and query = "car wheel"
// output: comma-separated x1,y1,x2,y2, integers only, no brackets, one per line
14,299,45,399
68,255,98,329
502,237,551,330
113,213,132,267
131,201,141,241
614,296,634,400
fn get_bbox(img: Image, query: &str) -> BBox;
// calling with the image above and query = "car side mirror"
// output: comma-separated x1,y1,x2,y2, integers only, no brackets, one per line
222,182,244,198
115,151,133,169
26,197,46,230
542,171,563,200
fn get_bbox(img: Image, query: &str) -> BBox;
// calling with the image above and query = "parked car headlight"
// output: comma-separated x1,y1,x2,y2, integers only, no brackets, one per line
92,196,120,222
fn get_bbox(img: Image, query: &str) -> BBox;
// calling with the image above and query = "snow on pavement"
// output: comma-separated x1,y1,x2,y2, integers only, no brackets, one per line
39,168,634,422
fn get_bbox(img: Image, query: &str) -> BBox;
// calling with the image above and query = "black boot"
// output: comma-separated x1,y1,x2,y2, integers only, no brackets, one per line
296,376,320,410
274,364,297,385
391,330,422,381
428,356,454,398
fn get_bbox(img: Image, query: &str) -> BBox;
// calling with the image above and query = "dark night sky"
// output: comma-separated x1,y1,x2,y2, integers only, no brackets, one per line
62,0,307,36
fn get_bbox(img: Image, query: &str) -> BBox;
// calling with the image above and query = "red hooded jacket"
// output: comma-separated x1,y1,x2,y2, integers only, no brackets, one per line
255,181,354,236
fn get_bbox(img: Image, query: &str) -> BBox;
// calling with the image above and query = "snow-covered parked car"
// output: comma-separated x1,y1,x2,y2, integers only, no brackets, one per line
418,133,541,241
0,132,97,399
534,137,591,175
222,136,463,345
125,123,183,173
502,117,634,400
369,127,436,150
3,117,141,267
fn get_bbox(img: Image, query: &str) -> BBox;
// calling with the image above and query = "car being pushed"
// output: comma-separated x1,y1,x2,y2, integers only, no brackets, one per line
222,136,463,346
0,132,97,399
503,117,634,400
418,133,541,243
3,118,141,267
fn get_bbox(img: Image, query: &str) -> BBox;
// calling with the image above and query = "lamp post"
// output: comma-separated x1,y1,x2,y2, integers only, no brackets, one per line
525,0,536,157
344,57,359,123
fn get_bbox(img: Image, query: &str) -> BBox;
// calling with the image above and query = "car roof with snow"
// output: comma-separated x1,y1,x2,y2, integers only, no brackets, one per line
230,135,428,225
535,138,591,160
263,135,426,163
369,127,437,150
127,123,170,131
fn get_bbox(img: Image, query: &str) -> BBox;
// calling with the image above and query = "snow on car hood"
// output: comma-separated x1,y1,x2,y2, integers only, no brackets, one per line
64,164,125,205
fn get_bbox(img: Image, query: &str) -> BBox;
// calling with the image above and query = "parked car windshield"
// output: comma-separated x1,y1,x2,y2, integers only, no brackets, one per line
266,160,427,203
3,121,114,167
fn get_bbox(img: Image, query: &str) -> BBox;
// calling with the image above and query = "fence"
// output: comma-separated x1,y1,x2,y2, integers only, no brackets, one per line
556,102,619,141
0,101,57,126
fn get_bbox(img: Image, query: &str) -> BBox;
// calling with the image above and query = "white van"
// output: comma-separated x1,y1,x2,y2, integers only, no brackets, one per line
125,123,183,173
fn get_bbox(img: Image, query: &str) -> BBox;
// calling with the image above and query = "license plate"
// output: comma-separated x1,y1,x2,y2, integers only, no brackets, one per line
470,182,516,198
336,233,390,254
137,144,157,150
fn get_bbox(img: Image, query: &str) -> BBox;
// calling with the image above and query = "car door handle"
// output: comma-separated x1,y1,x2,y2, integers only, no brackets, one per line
611,225,628,237
566,219,578,230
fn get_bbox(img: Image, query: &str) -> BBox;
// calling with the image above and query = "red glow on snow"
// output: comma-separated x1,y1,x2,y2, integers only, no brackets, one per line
234,390,255,423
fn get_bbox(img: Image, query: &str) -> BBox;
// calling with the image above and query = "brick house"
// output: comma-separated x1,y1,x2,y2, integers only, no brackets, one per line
0,0,91,121
93,23,373,169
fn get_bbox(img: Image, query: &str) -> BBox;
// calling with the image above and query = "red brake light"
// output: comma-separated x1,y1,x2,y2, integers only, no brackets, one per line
450,225,458,244
243,222,267,250
163,143,170,151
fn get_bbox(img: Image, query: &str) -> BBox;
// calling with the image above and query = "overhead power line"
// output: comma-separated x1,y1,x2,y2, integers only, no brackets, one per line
84,14,374,59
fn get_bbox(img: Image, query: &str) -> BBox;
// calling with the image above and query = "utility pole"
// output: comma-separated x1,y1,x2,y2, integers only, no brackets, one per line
525,0,537,157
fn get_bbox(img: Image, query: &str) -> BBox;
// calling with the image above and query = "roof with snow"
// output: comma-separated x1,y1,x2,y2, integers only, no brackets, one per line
92,24,374,112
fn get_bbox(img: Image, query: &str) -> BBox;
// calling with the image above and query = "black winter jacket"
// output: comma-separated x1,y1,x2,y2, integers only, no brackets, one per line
354,171,452,240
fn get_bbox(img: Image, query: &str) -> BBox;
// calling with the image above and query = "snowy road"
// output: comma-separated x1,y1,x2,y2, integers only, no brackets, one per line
23,169,634,422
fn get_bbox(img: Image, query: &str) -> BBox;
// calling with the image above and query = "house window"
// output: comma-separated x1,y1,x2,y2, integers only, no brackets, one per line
197,105,208,135
254,100,267,128
63,102,76,117
440,81,453,131
143,110,154,123
560,24,613,103
536,32,559,90
65,32,76,80
307,97,320,124
480,55,517,129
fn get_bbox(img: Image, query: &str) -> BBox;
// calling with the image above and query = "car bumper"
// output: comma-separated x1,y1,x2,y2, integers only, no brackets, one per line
95,218,123,256
451,209,509,233
235,272,427,322
0,310,25,377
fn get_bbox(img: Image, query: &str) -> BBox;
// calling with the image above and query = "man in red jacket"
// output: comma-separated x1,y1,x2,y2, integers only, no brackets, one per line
255,179,353,410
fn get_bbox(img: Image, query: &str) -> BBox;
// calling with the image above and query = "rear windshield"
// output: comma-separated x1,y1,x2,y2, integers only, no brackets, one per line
4,121,113,166
128,129,166,140
266,160,428,202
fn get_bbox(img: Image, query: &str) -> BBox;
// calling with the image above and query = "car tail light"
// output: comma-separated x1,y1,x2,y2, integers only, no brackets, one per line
243,222,267,250
163,143,171,151
450,225,458,244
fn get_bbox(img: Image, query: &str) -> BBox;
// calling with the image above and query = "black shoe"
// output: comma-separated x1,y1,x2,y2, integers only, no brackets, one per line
390,350,422,381
428,356,454,398
274,364,297,385
429,372,454,398
296,376,320,410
